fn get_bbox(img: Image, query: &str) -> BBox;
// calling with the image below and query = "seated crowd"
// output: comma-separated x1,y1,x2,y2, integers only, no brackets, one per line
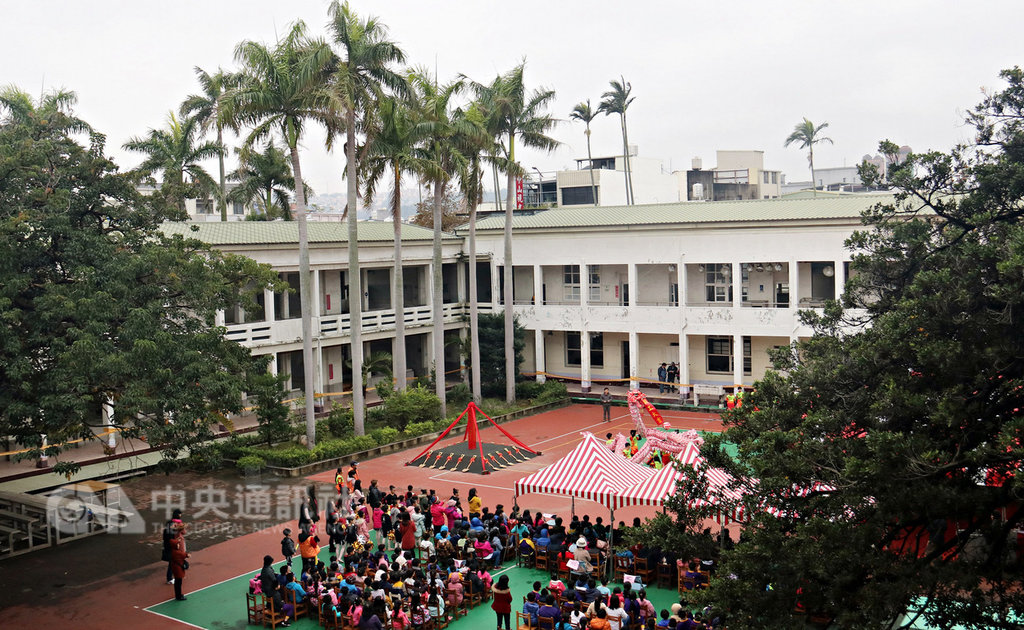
248,476,726,629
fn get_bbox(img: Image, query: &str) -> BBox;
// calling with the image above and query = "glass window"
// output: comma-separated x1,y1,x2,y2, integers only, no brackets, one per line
233,201,245,215
763,171,770,184
771,172,778,184
590,333,604,368
704,264,733,303
563,265,580,302
706,336,752,374
669,282,679,306
196,198,214,214
588,266,601,301
566,332,582,367
561,186,597,206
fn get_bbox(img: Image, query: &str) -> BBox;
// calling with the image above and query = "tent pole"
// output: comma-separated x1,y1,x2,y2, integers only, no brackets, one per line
572,496,575,518
607,506,615,579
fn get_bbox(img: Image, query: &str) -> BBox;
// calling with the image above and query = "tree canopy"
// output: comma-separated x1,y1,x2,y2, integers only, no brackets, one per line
667,69,1024,629
0,88,281,474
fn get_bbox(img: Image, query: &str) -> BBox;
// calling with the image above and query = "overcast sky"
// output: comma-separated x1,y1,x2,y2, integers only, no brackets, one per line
4,0,1023,199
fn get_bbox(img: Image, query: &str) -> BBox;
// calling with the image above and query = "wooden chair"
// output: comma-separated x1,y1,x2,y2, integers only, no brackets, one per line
283,587,308,619
446,589,468,619
516,611,535,630
679,573,696,594
613,555,634,582
537,616,556,630
465,581,484,607
319,604,345,630
433,612,449,630
246,592,264,625
517,543,535,568
534,547,550,571
261,594,288,629
656,562,676,588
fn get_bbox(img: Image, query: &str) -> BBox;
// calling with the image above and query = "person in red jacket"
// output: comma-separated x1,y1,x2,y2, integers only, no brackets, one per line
170,527,190,601
398,512,417,554
491,574,513,630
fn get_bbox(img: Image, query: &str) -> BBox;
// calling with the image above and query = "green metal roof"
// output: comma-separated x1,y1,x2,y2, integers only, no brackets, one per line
465,194,896,232
159,220,460,246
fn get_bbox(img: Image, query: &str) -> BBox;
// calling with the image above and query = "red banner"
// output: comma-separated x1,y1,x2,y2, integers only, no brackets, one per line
515,177,524,209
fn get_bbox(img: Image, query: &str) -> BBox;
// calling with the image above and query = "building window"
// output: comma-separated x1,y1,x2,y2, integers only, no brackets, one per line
588,266,601,301
233,201,245,215
763,171,769,184
563,265,580,302
706,336,752,374
562,185,597,206
590,332,604,367
196,198,214,214
704,263,733,303
669,282,679,306
566,331,581,367
771,172,778,184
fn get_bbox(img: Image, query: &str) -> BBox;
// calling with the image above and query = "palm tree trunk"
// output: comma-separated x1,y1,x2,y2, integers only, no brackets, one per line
468,163,482,403
431,178,447,417
618,118,630,205
217,125,227,222
288,143,317,450
810,145,817,198
492,163,502,211
504,136,516,404
585,128,597,206
392,163,407,392
347,108,365,435
622,113,635,205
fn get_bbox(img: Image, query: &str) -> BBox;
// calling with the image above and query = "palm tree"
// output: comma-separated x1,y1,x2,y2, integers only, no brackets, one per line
570,99,599,206
411,70,468,419
180,67,238,221
362,95,434,393
784,118,834,196
327,0,407,436
0,86,90,136
453,102,496,404
599,77,636,205
123,111,221,214
466,62,559,403
228,142,301,220
226,21,334,448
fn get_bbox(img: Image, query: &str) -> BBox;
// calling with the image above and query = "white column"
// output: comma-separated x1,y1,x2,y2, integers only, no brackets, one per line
264,287,276,322
628,330,639,391
215,309,225,327
103,398,116,448
36,434,49,468
581,328,591,392
533,265,543,306
789,260,799,308
834,259,846,299
535,329,546,383
627,263,638,307
268,353,279,377
731,262,742,307
491,261,501,310
456,261,467,303
677,263,686,307
312,269,322,316
678,331,689,399
733,333,744,390
579,261,588,308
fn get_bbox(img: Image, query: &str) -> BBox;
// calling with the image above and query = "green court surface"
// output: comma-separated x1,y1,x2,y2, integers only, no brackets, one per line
147,549,685,629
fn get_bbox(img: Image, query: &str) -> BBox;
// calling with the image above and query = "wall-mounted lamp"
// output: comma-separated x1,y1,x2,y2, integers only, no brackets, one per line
697,264,705,273
774,263,783,272
823,265,835,277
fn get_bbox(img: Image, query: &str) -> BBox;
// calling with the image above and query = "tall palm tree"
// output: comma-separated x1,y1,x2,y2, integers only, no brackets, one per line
411,70,468,419
570,99,599,206
599,77,636,205
228,142,301,220
123,111,221,214
362,95,434,392
784,118,834,196
0,86,90,136
226,20,334,448
327,0,407,436
466,62,559,403
180,67,238,221
454,102,496,404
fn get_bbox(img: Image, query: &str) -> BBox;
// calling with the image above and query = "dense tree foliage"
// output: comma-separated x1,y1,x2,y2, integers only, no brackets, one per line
0,88,281,474
663,69,1024,629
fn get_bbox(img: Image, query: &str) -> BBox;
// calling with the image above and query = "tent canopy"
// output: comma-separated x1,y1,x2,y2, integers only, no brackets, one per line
513,432,654,509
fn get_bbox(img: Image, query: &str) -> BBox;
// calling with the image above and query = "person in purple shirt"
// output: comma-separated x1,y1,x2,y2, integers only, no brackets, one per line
537,594,561,624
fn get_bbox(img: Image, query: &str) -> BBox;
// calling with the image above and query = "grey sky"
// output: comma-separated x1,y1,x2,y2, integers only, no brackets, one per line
4,0,1022,198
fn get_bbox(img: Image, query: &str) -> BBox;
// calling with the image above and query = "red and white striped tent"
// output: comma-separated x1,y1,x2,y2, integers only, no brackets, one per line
513,432,654,509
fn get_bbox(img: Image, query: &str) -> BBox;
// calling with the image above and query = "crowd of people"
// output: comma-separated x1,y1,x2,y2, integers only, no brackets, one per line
247,469,727,629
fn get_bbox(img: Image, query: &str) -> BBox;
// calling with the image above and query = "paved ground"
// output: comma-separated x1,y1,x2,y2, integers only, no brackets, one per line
0,403,723,629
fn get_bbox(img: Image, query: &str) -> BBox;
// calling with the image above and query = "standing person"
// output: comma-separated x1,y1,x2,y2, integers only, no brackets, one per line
367,479,382,512
399,512,417,556
347,462,360,492
162,508,184,584
667,362,679,392
491,574,513,630
307,485,321,533
468,488,482,520
601,388,612,422
334,467,345,495
170,525,189,601
298,495,313,536
281,528,297,568
656,363,667,394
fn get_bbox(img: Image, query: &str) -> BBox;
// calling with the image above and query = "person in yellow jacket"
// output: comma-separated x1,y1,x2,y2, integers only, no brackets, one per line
299,532,321,575
468,488,482,519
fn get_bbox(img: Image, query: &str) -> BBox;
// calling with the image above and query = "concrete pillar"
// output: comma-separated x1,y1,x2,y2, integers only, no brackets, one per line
535,329,546,383
312,269,322,316
733,333,744,390
789,260,799,308
581,328,591,392
215,310,225,327
534,265,543,306
264,287,276,322
491,261,501,309
678,331,689,399
36,434,49,468
580,261,588,308
834,259,846,299
269,353,279,377
627,263,638,307
677,262,686,307
456,260,467,303
628,330,639,390
731,262,742,307
103,399,116,448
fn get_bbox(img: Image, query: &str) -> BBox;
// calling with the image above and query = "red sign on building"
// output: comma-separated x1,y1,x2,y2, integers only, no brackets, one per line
515,177,524,209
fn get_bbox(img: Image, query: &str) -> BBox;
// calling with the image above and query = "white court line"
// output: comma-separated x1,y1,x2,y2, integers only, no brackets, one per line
142,607,207,629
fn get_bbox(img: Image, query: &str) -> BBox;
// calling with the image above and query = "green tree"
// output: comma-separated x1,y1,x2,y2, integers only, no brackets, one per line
228,142,303,220
690,70,1024,628
0,87,280,474
599,77,635,205
362,95,434,392
465,313,525,394
123,111,221,213
327,0,407,436
409,182,462,232
466,62,559,404
784,117,833,196
570,99,599,206
180,67,238,221
227,21,333,448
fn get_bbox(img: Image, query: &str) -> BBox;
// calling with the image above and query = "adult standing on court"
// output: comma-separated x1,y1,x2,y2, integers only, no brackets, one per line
601,388,612,422
170,524,189,600
491,574,513,630
162,508,184,585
